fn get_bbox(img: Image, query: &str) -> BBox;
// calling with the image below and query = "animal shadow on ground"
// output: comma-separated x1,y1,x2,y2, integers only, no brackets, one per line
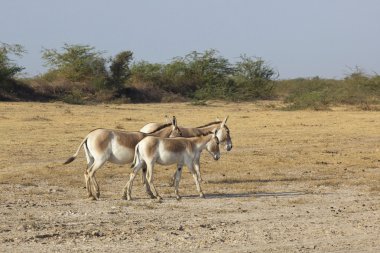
207,178,299,185
176,177,314,199
182,191,307,200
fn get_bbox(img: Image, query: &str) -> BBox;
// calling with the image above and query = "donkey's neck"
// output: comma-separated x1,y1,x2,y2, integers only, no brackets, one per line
193,134,213,151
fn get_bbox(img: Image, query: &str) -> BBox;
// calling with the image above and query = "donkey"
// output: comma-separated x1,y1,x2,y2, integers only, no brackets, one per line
140,116,232,183
63,117,182,200
123,129,220,201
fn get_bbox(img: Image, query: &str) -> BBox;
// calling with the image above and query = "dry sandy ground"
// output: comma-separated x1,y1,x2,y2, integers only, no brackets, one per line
0,101,379,252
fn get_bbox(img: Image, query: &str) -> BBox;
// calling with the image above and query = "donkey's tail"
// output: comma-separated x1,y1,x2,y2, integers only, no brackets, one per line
63,136,88,165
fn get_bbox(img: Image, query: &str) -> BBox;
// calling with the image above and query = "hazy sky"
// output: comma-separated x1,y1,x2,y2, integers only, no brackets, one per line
1,0,379,79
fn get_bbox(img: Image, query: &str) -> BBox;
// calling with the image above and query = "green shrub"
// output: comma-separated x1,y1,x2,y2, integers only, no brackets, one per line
285,91,330,110
233,55,278,100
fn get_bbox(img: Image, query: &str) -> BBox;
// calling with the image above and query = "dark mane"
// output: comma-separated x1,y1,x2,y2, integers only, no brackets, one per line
191,131,214,137
196,121,222,128
198,131,213,136
145,123,172,134
170,131,214,139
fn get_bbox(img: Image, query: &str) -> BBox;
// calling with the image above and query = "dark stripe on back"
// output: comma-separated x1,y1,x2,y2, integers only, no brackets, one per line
171,131,213,138
196,121,222,128
145,123,172,134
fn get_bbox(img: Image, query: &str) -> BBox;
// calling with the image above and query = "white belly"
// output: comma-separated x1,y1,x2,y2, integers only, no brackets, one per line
156,152,183,166
109,146,134,164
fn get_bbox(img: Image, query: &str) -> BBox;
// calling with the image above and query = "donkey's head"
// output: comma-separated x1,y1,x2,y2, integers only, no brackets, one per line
169,116,183,138
216,116,233,151
206,128,221,161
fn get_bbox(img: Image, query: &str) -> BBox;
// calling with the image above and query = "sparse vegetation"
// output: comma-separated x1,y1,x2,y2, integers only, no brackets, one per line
277,70,380,110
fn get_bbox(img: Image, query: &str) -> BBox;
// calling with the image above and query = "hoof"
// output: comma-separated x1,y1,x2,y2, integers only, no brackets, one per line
156,196,163,202
176,196,182,201
88,196,97,201
146,191,156,199
168,180,175,187
199,193,205,198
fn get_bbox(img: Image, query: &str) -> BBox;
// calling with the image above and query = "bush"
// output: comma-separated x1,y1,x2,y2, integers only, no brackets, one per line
285,91,330,110
233,55,278,100
181,50,235,100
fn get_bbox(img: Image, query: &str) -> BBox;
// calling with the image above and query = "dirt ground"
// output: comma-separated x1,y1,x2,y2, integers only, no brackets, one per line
0,101,379,252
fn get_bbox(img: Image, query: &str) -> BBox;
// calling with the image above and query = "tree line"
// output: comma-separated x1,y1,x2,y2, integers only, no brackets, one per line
1,42,380,110
1,42,277,103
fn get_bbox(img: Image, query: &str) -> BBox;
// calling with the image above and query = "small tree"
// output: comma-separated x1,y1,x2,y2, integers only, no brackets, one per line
179,49,235,99
41,43,107,83
234,55,278,99
0,42,25,82
108,51,133,88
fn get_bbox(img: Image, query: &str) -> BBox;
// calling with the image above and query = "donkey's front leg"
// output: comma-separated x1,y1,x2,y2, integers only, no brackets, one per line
168,170,177,187
194,156,203,182
188,163,205,198
123,161,144,200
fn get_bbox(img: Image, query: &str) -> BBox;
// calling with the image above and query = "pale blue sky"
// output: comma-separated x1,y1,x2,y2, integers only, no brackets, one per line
1,0,379,79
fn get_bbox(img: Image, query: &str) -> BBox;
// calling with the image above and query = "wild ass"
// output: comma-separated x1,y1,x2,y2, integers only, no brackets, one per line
124,129,220,201
140,116,232,182
63,117,182,200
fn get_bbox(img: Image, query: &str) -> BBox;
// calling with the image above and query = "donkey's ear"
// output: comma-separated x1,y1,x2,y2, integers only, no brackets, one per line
164,115,169,123
172,116,177,127
216,116,221,121
221,116,229,127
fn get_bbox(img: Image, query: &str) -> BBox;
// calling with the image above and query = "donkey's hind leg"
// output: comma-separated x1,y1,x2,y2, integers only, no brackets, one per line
174,166,183,200
145,162,162,201
84,143,95,198
141,164,155,198
86,159,106,200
